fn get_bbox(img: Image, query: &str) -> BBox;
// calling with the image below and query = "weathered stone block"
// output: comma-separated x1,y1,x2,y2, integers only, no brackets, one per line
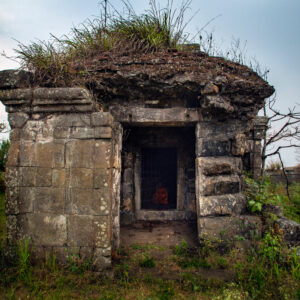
20,141,64,168
94,140,111,168
94,168,110,189
5,167,19,187
91,112,113,127
202,176,240,196
202,160,233,176
19,213,67,246
6,141,20,167
66,188,109,216
66,140,94,168
199,193,246,216
20,167,52,187
8,112,29,128
67,215,109,247
70,168,93,188
94,127,112,139
19,187,34,213
50,114,91,127
20,167,36,186
123,168,133,182
122,182,134,199
36,168,52,186
34,187,65,214
5,187,19,215
53,127,70,139
198,215,262,240
70,127,94,139
6,215,18,244
93,248,111,270
10,128,21,141
275,217,300,245
53,169,68,187
0,70,31,89
123,152,133,168
197,139,231,157
197,157,242,177
232,133,246,156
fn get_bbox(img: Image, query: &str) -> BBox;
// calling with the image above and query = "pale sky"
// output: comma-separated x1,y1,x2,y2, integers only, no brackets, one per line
0,0,299,166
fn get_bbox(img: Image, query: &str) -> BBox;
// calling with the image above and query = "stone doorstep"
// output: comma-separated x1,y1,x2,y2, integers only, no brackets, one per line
135,210,194,221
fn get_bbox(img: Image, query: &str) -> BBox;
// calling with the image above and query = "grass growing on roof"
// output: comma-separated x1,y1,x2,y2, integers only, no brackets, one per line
14,0,197,85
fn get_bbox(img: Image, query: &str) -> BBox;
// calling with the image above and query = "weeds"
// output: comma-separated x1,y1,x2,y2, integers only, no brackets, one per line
14,0,200,86
17,238,32,285
139,254,156,268
236,230,300,299
66,251,91,274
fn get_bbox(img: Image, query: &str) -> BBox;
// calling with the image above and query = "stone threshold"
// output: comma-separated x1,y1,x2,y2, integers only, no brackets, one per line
136,210,193,221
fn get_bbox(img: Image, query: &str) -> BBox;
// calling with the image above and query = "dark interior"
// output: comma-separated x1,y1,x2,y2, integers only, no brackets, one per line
141,148,177,210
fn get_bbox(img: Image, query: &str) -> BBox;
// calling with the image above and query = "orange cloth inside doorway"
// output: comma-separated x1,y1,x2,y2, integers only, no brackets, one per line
152,187,168,205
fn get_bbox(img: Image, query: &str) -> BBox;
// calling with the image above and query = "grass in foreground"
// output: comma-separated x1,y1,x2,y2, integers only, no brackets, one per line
0,180,300,299
0,233,299,299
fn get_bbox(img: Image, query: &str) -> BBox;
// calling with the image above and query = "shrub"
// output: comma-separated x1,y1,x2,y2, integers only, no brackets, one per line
139,254,156,268
236,230,300,299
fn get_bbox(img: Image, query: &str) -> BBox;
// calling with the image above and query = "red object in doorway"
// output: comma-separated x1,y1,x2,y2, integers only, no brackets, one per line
152,187,168,205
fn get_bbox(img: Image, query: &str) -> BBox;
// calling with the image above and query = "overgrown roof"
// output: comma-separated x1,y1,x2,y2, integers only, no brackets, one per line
8,0,274,115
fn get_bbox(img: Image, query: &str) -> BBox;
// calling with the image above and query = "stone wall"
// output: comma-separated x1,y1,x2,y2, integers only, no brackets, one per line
0,67,274,268
195,121,262,240
1,86,115,270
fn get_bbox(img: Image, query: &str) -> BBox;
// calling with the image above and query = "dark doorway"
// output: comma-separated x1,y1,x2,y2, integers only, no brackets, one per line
141,148,177,210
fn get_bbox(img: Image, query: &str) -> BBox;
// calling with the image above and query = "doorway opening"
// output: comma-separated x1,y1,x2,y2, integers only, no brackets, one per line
141,148,177,210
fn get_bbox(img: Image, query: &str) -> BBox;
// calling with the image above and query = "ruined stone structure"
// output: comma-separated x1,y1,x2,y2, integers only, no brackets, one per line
0,52,274,269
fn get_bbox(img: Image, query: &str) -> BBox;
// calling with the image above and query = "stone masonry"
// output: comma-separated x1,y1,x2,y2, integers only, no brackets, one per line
0,59,274,269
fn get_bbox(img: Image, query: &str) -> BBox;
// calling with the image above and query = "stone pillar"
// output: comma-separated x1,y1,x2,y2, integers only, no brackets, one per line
195,121,261,240
252,116,268,180
0,85,116,270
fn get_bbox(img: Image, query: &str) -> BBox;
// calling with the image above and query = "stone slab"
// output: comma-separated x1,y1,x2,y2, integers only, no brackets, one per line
94,168,110,189
66,188,110,216
67,215,109,247
198,215,262,240
66,140,94,168
94,140,111,168
20,141,64,168
199,193,246,216
69,168,93,188
91,112,113,127
33,187,65,214
19,213,67,246
201,175,240,196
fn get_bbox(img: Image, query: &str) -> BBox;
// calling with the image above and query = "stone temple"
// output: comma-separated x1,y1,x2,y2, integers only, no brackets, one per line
0,50,274,269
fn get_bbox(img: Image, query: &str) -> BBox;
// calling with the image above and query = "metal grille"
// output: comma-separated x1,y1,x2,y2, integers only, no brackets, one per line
141,148,177,210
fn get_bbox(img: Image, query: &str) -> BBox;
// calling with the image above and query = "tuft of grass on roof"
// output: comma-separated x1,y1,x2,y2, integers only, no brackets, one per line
14,0,197,85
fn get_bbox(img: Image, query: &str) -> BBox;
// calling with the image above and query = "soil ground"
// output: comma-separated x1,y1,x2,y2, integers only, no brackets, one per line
120,220,199,248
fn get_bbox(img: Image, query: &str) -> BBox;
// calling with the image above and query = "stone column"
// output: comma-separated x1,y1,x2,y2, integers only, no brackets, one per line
252,116,268,180
0,84,116,270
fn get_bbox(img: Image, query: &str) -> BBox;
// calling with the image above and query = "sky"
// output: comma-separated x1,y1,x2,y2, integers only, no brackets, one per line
0,0,299,166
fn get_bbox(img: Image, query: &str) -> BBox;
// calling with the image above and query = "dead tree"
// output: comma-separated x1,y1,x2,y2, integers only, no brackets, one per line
261,95,300,197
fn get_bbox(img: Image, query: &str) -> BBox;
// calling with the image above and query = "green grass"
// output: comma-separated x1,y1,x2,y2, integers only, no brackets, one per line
15,0,197,86
0,182,299,299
